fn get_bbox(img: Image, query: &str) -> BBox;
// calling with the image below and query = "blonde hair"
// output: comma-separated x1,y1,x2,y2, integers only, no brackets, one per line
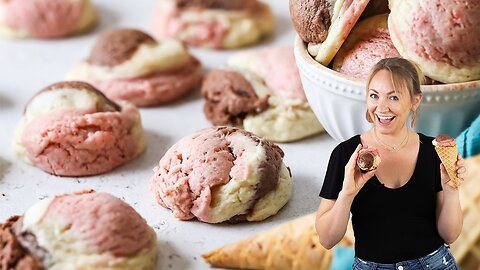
366,57,423,101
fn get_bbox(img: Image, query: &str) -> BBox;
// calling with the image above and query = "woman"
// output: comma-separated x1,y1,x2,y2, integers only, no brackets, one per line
316,58,467,269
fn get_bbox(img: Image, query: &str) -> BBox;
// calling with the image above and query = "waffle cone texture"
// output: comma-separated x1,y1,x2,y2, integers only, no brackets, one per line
435,144,460,188
202,213,354,270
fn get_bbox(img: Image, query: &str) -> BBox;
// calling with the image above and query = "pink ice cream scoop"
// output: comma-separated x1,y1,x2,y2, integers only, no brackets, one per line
15,81,145,177
388,0,480,83
150,126,292,223
433,134,456,147
333,14,401,80
1,0,97,39
1,190,157,269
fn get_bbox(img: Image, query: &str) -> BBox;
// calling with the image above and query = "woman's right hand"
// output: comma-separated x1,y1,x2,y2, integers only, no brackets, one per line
341,144,377,198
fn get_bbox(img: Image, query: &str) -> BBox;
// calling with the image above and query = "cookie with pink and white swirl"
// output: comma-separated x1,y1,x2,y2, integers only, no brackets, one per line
150,126,292,223
13,81,145,176
0,0,97,39
388,0,480,83
150,0,274,49
0,190,157,270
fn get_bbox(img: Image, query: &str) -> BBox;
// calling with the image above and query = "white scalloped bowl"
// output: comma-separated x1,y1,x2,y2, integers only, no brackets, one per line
294,35,480,142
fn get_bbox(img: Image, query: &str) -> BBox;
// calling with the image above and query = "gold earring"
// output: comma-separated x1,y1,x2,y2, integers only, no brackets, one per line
366,110,373,123
411,110,417,128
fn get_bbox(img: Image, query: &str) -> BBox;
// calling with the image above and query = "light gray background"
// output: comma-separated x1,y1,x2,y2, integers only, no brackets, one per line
0,1,338,269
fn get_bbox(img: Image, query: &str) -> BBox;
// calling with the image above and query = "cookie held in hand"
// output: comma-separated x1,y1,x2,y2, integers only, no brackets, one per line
357,148,381,172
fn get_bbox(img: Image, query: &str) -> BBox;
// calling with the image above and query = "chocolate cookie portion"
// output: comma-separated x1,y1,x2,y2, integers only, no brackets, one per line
357,152,375,171
25,81,121,114
0,216,46,270
202,70,269,126
213,127,285,223
289,0,334,43
88,29,156,67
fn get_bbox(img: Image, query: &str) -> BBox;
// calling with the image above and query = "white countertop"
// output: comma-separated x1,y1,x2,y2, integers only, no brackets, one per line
0,1,338,269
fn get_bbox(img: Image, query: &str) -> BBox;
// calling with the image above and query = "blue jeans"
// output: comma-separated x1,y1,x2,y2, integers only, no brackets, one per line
352,245,459,270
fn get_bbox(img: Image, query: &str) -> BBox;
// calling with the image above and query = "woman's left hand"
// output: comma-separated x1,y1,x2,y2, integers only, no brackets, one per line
440,153,467,191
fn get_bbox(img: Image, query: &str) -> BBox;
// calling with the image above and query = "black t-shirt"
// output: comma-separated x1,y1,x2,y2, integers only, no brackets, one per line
319,133,445,263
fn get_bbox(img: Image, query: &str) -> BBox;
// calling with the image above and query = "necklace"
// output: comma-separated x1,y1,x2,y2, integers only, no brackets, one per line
374,128,409,152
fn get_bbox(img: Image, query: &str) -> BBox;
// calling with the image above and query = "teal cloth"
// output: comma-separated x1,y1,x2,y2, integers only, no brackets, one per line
456,114,480,158
331,246,355,270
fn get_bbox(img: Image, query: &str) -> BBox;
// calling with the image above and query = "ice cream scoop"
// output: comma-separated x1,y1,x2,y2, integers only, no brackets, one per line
357,148,381,172
433,134,457,147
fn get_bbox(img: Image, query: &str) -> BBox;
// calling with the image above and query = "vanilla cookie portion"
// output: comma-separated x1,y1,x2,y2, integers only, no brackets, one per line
0,0,97,39
69,29,191,81
14,81,145,176
150,0,274,49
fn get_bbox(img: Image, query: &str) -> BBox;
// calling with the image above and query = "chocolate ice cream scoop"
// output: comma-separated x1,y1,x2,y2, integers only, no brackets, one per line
435,134,453,142
433,134,456,146
357,149,381,171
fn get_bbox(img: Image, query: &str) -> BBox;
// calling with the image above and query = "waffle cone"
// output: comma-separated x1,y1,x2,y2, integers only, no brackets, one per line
450,155,480,270
202,213,354,270
435,145,460,188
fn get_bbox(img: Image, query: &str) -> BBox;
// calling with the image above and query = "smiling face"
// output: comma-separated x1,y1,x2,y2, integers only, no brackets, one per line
367,69,421,135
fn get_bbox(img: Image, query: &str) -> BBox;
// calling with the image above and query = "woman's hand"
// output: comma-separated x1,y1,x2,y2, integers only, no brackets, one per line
441,153,467,191
341,144,377,197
